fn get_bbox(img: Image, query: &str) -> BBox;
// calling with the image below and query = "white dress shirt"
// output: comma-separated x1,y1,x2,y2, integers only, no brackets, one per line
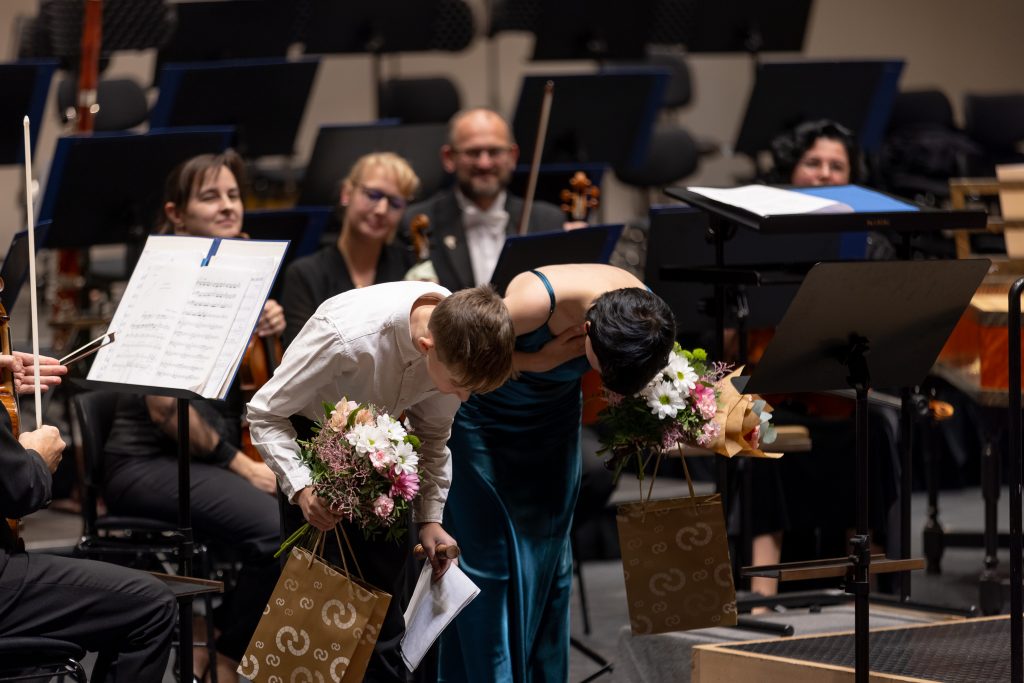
456,189,510,286
247,280,462,523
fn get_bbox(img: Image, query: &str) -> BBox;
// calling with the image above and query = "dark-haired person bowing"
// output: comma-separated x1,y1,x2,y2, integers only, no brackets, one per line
439,264,676,683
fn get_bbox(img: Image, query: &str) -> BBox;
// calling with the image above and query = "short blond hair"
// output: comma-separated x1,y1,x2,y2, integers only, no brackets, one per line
341,151,420,202
429,284,515,394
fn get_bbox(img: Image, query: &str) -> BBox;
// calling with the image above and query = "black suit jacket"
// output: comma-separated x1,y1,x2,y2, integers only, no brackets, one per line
399,190,566,292
279,242,415,346
0,411,50,575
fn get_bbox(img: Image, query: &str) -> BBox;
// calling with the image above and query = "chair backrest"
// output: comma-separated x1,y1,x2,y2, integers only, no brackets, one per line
57,77,149,131
964,93,1024,150
887,89,956,132
71,391,121,536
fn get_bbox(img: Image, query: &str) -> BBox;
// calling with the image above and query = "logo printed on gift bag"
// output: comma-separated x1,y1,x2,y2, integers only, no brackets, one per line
238,654,259,679
321,599,358,629
675,522,712,550
291,666,325,682
275,626,310,656
648,569,685,596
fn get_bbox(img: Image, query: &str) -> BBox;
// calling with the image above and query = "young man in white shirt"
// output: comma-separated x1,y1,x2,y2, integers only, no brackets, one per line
246,280,515,682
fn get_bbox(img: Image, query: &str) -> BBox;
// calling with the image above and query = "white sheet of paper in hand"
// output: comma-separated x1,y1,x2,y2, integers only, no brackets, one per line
400,561,480,672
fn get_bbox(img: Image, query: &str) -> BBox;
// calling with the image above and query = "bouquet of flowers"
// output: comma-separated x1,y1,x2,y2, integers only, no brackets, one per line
278,398,422,555
597,344,778,481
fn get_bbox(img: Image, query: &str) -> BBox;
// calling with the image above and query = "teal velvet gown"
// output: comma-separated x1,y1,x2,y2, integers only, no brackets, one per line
439,271,592,683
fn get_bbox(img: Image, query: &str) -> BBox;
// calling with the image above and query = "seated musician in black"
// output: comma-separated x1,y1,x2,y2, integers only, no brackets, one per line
103,150,282,682
0,351,177,681
749,120,898,600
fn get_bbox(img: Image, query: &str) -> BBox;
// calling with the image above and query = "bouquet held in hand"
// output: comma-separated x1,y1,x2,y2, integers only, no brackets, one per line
598,345,778,480
278,398,421,555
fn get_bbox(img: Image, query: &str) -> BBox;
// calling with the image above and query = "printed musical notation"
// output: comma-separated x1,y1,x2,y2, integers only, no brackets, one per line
88,235,288,398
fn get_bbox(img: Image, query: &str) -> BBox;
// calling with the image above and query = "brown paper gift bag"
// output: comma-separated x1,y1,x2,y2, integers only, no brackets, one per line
616,455,737,635
238,529,391,682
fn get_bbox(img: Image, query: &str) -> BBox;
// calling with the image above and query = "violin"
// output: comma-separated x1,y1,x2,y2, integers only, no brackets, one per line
0,277,23,543
559,171,600,222
239,325,283,462
403,214,439,283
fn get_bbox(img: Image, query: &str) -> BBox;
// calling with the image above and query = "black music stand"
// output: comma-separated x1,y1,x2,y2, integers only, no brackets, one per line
733,60,904,169
1007,279,1024,683
529,0,653,61
488,224,622,295
656,0,812,54
0,60,57,164
243,208,331,299
0,226,50,313
37,128,234,250
297,122,449,206
645,203,866,341
149,58,319,159
736,259,989,683
302,0,442,54
154,0,299,82
512,69,668,172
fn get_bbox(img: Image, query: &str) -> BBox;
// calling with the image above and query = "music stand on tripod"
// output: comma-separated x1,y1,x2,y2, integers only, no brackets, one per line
735,258,989,683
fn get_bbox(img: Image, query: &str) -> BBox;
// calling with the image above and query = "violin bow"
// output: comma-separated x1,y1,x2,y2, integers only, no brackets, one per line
22,116,42,427
517,80,554,236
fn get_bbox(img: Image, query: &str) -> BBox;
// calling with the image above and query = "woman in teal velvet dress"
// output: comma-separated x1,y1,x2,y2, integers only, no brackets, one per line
439,264,676,682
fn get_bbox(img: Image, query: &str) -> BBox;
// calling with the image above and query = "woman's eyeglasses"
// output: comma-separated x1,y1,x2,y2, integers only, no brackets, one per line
359,185,407,210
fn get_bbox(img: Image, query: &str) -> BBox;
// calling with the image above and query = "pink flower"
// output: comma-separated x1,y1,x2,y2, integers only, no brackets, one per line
660,423,684,450
372,494,394,519
369,449,392,472
696,420,722,447
745,425,761,449
692,383,718,420
327,399,360,432
390,468,420,501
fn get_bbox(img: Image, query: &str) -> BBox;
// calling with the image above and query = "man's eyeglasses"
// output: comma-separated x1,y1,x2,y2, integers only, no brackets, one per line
359,185,407,210
452,146,512,161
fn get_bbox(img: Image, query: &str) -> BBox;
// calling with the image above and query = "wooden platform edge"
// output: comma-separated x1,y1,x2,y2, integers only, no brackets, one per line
691,615,1008,683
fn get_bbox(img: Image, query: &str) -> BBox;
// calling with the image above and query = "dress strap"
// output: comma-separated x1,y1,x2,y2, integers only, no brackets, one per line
529,269,557,322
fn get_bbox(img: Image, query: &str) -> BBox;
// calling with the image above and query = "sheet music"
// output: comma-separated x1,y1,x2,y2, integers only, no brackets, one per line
688,185,853,216
88,235,288,398
401,562,480,672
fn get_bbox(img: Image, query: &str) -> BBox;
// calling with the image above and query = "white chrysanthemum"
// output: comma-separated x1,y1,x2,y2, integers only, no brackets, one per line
646,380,685,419
346,423,389,454
667,353,698,395
392,441,420,475
376,414,407,443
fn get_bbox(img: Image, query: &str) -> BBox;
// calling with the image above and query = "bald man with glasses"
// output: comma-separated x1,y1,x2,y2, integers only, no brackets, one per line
399,108,569,292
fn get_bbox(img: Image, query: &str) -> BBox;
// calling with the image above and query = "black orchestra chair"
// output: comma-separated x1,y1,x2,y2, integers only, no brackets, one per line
0,636,88,682
55,76,150,131
71,390,219,680
963,92,1024,175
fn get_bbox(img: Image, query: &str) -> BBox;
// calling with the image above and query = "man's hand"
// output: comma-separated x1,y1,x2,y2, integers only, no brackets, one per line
514,324,586,374
229,453,278,495
10,352,68,395
297,486,341,531
256,299,286,338
417,521,458,582
18,426,65,473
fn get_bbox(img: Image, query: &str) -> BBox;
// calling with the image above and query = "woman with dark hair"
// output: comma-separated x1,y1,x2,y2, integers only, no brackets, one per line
769,118,860,186
439,264,675,683
104,149,283,682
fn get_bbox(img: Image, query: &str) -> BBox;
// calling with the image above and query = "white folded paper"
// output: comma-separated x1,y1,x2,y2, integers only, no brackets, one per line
400,561,480,672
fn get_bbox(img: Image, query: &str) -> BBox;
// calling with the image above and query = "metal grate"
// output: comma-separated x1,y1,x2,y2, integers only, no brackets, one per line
728,618,1010,682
